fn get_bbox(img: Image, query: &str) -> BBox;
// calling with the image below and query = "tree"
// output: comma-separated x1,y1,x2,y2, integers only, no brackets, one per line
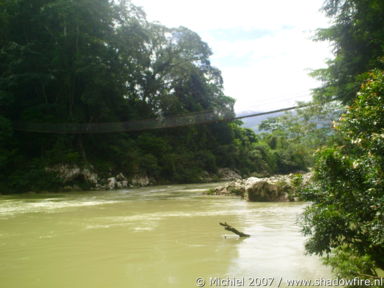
312,0,384,104
258,101,344,172
301,69,384,278
0,0,275,192
300,0,384,280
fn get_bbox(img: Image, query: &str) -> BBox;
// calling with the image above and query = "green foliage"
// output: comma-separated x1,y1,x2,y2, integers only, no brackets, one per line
7,160,64,193
258,101,344,173
287,173,305,201
160,151,201,183
195,150,217,173
323,246,378,280
301,70,384,274
297,0,384,279
0,0,289,192
312,0,384,103
0,116,15,172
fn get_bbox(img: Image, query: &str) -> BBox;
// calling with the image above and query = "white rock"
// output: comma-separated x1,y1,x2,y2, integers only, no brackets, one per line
107,177,117,190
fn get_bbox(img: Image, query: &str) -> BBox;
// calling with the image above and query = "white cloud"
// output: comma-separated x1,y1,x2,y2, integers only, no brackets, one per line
208,28,332,111
133,0,329,31
131,0,333,112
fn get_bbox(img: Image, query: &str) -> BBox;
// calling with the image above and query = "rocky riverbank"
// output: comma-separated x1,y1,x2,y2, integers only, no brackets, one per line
46,164,153,191
46,165,243,191
209,172,311,202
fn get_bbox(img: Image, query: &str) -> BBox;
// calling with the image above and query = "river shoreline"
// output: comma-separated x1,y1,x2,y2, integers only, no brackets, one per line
2,162,309,195
46,165,243,192
209,172,311,202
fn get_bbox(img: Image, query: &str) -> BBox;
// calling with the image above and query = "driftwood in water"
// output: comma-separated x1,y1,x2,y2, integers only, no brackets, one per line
219,222,250,237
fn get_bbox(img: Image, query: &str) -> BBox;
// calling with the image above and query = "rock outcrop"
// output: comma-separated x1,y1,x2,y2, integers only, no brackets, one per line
46,165,153,190
131,174,151,187
210,173,311,202
107,173,130,189
47,165,98,189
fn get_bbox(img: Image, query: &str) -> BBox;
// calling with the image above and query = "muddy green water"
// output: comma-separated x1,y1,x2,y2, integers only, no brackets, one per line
0,183,332,288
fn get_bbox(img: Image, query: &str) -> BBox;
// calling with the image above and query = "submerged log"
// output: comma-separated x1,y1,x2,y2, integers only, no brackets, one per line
219,222,250,237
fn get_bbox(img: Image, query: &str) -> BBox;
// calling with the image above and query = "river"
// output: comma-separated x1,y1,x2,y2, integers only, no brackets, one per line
0,183,332,288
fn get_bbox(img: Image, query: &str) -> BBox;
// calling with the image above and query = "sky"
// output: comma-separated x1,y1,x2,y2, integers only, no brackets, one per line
130,0,333,113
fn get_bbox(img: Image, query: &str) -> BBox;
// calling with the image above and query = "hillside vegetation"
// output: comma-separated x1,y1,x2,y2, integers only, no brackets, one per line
0,0,312,193
299,0,384,281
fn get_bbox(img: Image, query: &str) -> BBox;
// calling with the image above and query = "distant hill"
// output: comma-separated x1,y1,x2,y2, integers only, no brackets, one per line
236,110,284,132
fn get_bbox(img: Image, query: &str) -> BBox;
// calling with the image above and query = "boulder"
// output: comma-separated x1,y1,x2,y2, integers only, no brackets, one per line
210,173,311,202
82,168,98,185
107,177,117,189
246,181,286,202
116,173,126,181
131,174,150,187
107,174,131,189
